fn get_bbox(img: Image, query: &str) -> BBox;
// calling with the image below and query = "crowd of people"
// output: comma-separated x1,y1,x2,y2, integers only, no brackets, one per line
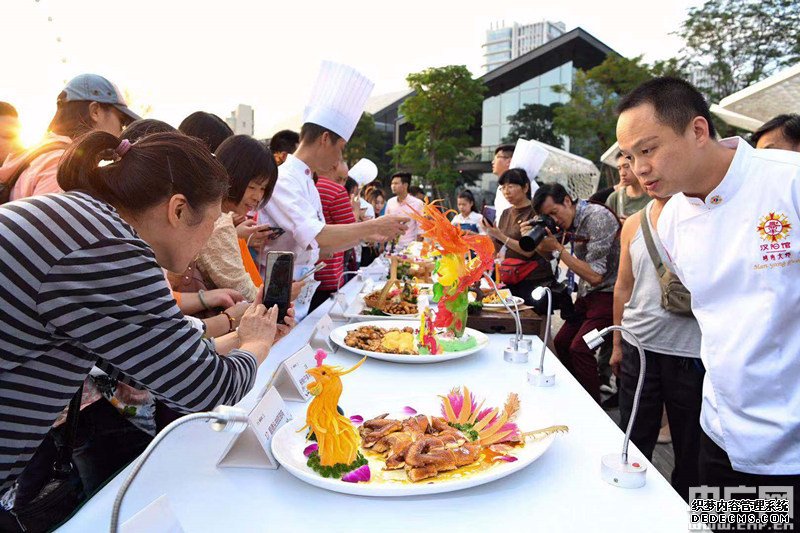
0,64,798,531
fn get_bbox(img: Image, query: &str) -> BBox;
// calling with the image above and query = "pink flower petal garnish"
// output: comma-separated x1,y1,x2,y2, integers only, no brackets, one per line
492,455,518,463
402,406,417,415
314,349,327,367
350,415,364,425
303,443,318,457
341,464,371,483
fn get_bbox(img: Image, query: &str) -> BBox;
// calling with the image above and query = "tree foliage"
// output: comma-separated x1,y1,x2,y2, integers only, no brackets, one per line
343,112,391,178
552,55,653,163
677,0,800,103
390,65,485,198
503,103,563,148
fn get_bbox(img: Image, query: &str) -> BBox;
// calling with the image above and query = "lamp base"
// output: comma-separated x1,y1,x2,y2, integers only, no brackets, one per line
504,346,529,363
527,368,555,387
600,453,647,489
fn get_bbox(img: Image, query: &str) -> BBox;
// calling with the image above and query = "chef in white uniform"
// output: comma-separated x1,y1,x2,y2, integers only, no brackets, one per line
259,62,408,319
349,158,378,220
616,76,800,510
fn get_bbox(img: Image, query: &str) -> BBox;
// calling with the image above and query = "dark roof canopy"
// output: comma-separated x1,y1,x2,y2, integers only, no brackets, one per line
480,27,616,98
372,27,617,118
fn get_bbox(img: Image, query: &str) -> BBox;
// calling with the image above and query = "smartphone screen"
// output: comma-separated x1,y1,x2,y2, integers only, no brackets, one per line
263,252,294,322
482,206,497,227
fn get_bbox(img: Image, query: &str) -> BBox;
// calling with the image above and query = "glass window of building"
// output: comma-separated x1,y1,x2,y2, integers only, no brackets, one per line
483,96,501,126
501,91,519,122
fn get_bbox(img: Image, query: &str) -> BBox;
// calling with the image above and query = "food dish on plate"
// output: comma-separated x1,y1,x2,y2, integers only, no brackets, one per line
298,385,568,486
361,281,420,316
343,323,480,356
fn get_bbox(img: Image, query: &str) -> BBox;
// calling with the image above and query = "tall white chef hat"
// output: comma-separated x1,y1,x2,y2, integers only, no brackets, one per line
302,61,375,142
348,158,378,186
509,138,549,195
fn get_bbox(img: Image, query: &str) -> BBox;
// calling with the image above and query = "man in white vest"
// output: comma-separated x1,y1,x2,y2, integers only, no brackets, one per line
617,76,800,519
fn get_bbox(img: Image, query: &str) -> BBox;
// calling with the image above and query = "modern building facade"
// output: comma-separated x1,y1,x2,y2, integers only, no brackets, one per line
371,28,616,202
483,20,567,72
226,104,255,136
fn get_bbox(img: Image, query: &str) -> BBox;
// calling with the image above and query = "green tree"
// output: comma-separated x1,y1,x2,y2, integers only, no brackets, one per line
503,103,563,148
677,0,800,103
390,65,485,200
552,55,653,163
343,112,391,178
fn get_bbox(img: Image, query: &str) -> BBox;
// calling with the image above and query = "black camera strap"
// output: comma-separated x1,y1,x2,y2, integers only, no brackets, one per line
53,384,83,478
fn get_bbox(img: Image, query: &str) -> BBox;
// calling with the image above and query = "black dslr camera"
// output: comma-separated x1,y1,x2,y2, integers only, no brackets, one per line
519,214,559,252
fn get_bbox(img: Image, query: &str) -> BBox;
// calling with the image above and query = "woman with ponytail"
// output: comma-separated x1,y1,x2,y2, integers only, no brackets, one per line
0,130,293,529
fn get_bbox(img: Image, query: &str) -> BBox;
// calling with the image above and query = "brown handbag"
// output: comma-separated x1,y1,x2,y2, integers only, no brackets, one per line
166,261,216,318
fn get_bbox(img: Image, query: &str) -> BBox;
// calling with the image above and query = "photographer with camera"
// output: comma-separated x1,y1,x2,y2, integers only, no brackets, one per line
482,168,556,305
523,183,621,402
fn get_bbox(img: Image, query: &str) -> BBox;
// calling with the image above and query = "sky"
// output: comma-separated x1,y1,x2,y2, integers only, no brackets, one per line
3,0,704,146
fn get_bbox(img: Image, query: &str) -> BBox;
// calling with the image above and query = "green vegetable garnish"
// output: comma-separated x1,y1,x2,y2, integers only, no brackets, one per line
306,451,368,479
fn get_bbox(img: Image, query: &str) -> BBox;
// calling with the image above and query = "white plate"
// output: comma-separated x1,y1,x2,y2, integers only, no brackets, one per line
329,320,488,363
482,296,525,309
271,416,557,497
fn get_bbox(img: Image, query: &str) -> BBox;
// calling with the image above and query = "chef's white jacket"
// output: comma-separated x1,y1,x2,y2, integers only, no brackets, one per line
259,154,325,270
658,137,800,475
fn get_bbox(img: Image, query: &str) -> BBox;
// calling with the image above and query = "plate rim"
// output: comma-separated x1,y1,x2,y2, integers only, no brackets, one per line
329,320,489,363
270,416,556,497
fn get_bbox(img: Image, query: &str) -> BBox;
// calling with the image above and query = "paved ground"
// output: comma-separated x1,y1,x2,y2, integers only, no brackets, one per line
547,315,676,485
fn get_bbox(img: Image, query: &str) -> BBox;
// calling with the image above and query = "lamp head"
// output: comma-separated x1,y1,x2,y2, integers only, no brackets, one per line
582,328,606,350
210,405,249,433
531,287,550,301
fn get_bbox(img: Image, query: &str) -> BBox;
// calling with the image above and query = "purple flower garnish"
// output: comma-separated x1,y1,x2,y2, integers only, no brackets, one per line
303,443,318,457
350,415,364,425
341,464,371,483
492,455,518,463
402,406,417,415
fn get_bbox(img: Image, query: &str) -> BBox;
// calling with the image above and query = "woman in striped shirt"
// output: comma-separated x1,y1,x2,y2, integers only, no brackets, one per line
0,131,288,518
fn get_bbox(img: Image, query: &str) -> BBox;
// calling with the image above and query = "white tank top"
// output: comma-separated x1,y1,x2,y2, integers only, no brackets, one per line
621,222,702,357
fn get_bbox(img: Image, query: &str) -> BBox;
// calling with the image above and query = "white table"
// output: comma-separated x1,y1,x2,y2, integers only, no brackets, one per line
59,276,694,533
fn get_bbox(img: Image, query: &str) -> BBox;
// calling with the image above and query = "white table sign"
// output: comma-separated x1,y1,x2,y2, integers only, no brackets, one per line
120,494,184,533
267,345,318,402
217,386,291,469
308,314,338,353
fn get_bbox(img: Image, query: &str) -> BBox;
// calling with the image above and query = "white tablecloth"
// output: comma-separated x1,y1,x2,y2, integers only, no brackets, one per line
58,275,693,533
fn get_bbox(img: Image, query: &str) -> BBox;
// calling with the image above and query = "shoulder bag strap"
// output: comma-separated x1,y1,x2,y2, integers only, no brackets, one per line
52,384,83,477
1,142,70,202
639,202,667,277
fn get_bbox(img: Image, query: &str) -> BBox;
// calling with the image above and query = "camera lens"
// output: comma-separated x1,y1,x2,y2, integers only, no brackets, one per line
519,215,557,252
519,225,548,252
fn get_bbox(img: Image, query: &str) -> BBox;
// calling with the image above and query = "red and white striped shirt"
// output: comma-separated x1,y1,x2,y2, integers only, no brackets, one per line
314,177,356,290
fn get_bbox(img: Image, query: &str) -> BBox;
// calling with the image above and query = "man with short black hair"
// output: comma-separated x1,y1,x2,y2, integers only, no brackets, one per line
525,183,620,402
385,172,424,248
751,114,800,152
0,102,20,162
616,76,800,514
269,129,300,165
492,144,515,217
606,151,648,221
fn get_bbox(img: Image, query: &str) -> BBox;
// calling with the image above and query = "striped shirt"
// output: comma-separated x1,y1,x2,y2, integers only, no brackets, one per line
0,192,257,494
314,177,356,291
